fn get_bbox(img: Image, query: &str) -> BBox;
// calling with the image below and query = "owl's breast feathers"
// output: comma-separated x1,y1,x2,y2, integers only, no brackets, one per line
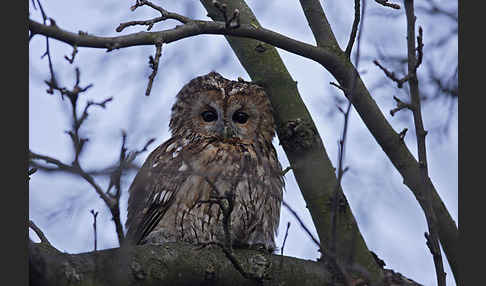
125,136,284,250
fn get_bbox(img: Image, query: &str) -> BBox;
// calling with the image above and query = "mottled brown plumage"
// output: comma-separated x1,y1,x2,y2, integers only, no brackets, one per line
125,72,284,251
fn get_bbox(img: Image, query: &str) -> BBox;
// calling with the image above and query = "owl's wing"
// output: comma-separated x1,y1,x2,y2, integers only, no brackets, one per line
125,139,184,245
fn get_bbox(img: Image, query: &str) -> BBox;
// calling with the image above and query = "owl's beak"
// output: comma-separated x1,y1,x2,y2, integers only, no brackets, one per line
222,126,233,140
216,122,234,140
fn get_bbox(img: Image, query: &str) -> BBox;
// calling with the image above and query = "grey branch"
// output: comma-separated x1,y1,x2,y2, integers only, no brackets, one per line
345,0,361,57
29,240,425,286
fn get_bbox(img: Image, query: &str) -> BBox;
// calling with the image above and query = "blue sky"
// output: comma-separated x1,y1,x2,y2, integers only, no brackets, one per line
29,1,457,285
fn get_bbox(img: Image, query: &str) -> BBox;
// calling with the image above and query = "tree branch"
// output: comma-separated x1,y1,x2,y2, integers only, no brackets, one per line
374,0,401,10
345,0,361,57
29,220,52,246
29,241,424,286
298,0,340,49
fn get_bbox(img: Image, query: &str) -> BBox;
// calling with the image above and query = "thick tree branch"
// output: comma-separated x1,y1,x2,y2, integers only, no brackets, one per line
29,241,424,286
298,0,340,49
29,18,337,64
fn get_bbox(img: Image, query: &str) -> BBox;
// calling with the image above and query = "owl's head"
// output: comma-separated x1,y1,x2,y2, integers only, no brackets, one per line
169,72,276,143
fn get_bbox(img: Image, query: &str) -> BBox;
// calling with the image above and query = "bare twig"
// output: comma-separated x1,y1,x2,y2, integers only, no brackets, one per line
129,0,191,24
28,62,130,244
280,222,291,256
35,0,58,95
29,220,52,246
282,201,320,248
117,17,166,32
114,133,156,243
373,60,411,88
79,97,113,129
345,0,361,57
64,45,78,64
145,42,163,96
390,96,414,116
404,1,447,285
117,0,191,33
329,101,352,257
326,2,370,284
373,26,423,90
374,0,401,9
30,150,116,208
90,210,99,251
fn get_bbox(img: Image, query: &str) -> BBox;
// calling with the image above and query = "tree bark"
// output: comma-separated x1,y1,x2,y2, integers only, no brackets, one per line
29,241,340,286
29,241,425,286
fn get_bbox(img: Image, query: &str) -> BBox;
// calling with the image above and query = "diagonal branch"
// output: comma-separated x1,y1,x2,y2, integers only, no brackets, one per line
345,0,361,57
298,0,339,48
29,220,52,246
282,201,320,248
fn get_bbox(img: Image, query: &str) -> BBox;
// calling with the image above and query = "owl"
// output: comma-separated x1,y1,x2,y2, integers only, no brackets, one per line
125,72,284,252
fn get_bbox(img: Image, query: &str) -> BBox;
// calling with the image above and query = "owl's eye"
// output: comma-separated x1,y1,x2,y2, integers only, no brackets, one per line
232,111,249,124
201,110,218,122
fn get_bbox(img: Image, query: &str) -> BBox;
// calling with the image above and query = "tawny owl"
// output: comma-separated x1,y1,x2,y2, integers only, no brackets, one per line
125,72,284,251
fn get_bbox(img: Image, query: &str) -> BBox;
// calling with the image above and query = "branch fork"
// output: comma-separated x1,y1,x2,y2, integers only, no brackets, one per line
390,96,414,116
